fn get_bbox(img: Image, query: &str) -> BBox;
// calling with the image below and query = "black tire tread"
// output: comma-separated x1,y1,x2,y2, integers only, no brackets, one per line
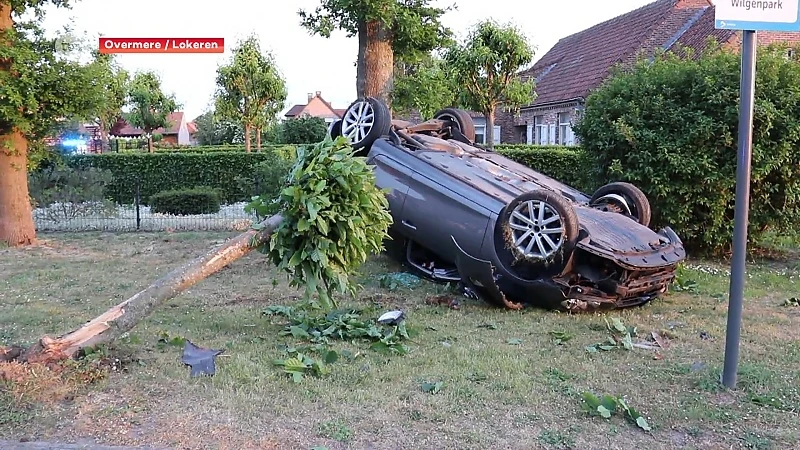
590,182,651,227
433,108,476,142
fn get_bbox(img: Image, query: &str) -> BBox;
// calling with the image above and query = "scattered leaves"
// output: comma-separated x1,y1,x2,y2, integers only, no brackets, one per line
421,381,444,394
581,392,652,431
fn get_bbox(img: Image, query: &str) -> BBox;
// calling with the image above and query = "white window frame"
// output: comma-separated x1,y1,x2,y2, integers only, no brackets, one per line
534,116,546,145
475,124,486,144
558,112,573,146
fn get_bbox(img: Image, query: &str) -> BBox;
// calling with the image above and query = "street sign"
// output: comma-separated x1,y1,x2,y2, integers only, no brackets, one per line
715,0,800,31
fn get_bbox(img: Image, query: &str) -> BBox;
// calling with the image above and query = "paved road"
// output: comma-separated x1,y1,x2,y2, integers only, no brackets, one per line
0,441,169,450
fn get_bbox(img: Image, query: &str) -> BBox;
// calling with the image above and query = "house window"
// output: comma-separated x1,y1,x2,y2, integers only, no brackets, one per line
558,112,573,146
474,125,501,145
534,116,547,145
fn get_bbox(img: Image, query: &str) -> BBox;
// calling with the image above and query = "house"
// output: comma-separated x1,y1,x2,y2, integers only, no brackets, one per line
284,91,346,125
496,0,800,145
110,111,195,146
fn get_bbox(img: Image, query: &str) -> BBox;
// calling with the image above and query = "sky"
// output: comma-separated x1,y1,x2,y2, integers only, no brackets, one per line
38,0,660,121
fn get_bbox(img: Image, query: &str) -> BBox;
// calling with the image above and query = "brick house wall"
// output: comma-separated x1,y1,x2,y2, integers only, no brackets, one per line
495,0,800,145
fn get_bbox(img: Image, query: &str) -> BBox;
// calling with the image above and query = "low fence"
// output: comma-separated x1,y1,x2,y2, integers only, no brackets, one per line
32,179,260,233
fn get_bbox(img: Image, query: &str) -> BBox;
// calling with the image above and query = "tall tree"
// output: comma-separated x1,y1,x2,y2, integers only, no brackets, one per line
1,0,114,247
392,54,458,120
87,50,129,151
445,21,536,149
298,0,452,107
214,35,287,152
124,71,179,153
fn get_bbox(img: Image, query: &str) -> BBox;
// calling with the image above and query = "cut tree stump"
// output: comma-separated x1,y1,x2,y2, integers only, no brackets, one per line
9,214,284,364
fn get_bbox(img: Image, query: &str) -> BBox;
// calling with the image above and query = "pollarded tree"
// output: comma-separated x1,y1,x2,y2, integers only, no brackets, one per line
88,49,129,151
214,35,287,152
1,0,120,247
125,71,180,153
298,0,452,107
445,20,536,149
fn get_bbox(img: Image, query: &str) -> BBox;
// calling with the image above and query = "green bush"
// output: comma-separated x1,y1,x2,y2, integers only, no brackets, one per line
495,145,598,193
279,117,329,144
67,150,293,205
149,187,221,215
573,43,800,253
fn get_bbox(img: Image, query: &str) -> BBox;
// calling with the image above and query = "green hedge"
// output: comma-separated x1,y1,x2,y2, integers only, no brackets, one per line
68,144,594,206
149,187,221,215
67,152,282,205
495,145,597,193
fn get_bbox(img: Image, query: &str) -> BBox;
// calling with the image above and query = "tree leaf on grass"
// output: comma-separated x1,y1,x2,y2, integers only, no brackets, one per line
421,381,444,394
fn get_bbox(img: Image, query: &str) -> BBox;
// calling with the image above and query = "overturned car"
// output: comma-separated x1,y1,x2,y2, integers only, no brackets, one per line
329,97,686,312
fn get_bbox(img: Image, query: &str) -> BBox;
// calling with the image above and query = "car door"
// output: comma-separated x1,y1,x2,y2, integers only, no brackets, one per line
401,170,492,262
368,153,411,228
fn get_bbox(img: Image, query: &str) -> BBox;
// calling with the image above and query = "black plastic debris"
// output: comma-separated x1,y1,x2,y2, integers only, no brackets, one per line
181,340,224,377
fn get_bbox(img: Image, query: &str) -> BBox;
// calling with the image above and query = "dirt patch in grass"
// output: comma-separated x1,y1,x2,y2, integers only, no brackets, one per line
1,232,800,449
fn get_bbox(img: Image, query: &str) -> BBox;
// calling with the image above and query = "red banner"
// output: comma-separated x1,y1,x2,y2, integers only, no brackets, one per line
99,38,225,54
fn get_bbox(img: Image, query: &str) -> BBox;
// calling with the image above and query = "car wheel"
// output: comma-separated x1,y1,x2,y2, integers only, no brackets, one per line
433,108,476,142
495,189,579,276
328,119,342,139
589,182,651,227
340,97,391,153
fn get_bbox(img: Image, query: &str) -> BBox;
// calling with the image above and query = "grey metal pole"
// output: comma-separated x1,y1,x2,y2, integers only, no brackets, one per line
722,30,757,389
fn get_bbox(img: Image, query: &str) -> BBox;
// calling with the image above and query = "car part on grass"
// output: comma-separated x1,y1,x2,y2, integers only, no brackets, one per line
377,310,406,325
181,340,224,377
337,96,687,312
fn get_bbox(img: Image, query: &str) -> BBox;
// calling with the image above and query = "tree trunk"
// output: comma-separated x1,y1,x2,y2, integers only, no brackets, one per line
364,20,394,107
244,123,252,153
256,127,261,151
356,21,367,98
0,130,37,247
486,107,496,150
18,214,284,363
147,135,154,153
0,3,36,248
100,127,109,153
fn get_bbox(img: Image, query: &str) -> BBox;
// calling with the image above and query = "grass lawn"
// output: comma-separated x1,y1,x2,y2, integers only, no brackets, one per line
1,231,799,450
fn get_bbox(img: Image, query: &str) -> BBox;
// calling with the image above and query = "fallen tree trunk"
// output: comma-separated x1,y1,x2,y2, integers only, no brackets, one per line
13,214,284,364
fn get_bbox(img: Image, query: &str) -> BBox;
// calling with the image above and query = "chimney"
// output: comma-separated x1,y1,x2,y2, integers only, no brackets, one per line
316,91,321,97
307,93,313,101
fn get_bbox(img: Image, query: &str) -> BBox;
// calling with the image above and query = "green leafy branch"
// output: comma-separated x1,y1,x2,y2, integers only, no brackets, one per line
580,392,652,431
264,304,413,356
255,137,393,310
585,317,637,352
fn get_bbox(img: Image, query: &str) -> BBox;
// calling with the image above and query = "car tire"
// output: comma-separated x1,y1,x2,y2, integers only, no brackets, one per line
589,182,651,227
433,108,476,142
494,189,580,277
340,97,392,153
328,119,342,139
